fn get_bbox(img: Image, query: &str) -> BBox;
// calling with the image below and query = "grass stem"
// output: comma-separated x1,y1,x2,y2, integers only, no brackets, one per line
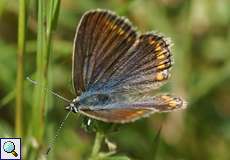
90,132,104,160
16,0,27,137
29,0,60,158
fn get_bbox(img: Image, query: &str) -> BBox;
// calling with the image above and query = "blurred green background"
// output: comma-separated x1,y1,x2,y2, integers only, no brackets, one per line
0,0,230,159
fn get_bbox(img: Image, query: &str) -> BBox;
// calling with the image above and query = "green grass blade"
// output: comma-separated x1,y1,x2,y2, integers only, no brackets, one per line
16,0,27,137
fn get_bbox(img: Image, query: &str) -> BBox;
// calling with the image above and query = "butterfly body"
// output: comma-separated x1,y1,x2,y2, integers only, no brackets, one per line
66,9,186,123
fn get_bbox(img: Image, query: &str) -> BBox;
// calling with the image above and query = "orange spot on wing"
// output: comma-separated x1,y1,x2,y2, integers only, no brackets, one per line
156,73,164,81
149,38,156,45
161,95,172,101
118,30,125,35
169,100,177,108
157,54,165,60
157,64,166,70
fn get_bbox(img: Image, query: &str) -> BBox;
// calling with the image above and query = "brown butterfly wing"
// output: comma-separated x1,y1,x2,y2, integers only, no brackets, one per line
72,9,137,95
85,33,173,100
80,108,153,123
100,33,173,94
79,95,186,123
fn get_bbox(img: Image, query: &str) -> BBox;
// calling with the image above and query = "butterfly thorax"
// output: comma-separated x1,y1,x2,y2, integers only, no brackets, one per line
66,93,113,113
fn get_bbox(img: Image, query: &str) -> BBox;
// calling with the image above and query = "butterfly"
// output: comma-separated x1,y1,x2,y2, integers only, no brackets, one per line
65,9,186,123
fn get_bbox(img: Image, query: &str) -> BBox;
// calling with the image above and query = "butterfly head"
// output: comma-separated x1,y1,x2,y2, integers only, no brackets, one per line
65,97,80,113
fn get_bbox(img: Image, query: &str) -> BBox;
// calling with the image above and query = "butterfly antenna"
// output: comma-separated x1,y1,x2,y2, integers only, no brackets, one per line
46,110,72,155
26,77,71,103
26,77,73,155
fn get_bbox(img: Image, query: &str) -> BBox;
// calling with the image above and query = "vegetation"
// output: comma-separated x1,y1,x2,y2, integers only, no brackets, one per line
0,0,229,159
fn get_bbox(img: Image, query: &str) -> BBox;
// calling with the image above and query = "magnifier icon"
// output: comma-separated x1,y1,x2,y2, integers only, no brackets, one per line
3,141,18,157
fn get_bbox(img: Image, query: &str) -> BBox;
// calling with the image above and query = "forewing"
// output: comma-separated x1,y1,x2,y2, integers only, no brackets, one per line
122,34,171,90
72,9,137,95
79,95,186,123
92,33,173,96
